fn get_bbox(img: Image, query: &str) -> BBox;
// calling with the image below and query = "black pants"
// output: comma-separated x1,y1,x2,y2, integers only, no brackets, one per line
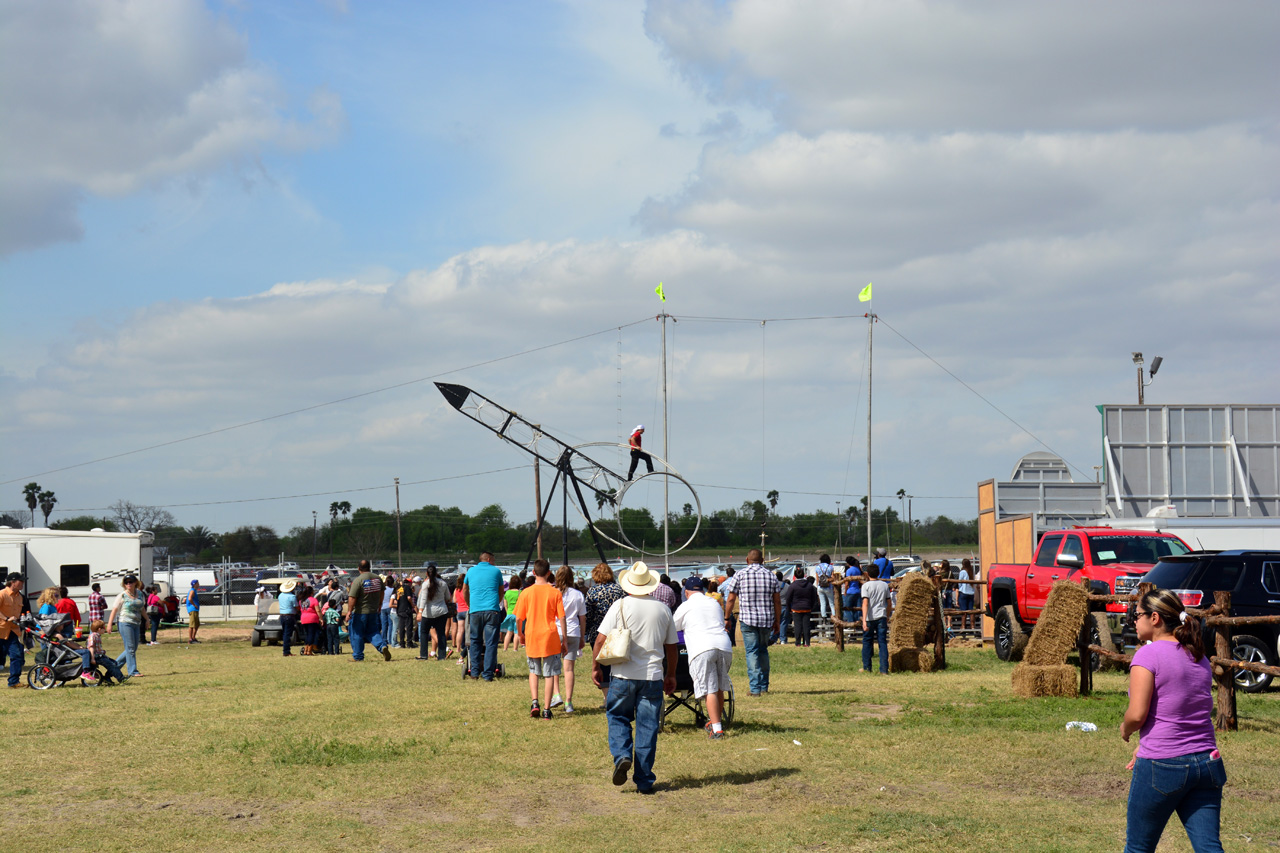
793,611,812,646
627,449,653,479
398,614,416,648
280,614,297,656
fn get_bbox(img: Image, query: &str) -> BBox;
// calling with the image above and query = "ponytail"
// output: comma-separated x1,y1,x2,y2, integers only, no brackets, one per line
1141,588,1206,662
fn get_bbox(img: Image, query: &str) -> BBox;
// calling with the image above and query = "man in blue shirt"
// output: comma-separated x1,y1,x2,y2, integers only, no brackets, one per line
463,551,505,681
186,580,201,644
872,548,893,581
278,580,299,658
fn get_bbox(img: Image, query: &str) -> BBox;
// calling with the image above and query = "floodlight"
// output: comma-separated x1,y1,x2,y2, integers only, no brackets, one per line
1131,352,1143,365
1149,356,1163,377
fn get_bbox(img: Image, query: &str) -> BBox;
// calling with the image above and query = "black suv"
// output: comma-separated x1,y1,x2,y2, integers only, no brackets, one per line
1133,550,1280,693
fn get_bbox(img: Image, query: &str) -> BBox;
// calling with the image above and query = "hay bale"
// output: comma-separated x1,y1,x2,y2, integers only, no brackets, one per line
1023,581,1088,666
889,574,935,653
889,647,935,673
1011,663,1079,698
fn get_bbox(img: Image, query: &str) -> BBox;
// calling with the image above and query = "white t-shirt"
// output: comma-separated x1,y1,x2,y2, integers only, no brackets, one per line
673,592,732,661
560,587,585,639
596,594,677,682
862,579,891,621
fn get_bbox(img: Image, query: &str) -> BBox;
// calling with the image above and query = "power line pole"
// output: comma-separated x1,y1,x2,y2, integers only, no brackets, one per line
394,477,402,570
533,431,544,561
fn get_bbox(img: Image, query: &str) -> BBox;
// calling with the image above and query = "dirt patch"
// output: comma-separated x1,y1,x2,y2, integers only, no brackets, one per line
848,703,903,720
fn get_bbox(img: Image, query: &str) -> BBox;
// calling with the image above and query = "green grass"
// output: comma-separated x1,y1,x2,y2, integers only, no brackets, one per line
2,627,1277,852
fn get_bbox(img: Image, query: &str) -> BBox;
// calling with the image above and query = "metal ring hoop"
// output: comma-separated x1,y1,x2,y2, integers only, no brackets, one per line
568,442,702,558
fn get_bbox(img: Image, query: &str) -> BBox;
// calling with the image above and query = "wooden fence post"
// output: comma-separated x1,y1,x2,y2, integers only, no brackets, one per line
1078,577,1093,696
1212,590,1237,733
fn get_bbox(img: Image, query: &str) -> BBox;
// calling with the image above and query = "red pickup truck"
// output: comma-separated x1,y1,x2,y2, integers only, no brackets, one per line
987,527,1191,662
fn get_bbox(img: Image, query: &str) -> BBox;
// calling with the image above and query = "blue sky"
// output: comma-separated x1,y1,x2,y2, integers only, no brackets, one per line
2,0,1277,546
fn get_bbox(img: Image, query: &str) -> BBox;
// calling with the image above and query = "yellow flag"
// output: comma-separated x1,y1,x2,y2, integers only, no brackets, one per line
858,282,873,302
655,282,666,302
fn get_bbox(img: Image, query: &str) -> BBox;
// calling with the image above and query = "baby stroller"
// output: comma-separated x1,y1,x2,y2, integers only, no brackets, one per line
19,615,116,689
661,643,734,730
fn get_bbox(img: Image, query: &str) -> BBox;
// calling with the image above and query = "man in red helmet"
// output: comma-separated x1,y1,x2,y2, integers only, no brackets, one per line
626,424,653,481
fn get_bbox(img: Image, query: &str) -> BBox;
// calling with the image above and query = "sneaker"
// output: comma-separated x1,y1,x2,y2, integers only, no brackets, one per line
549,693,563,709
530,701,541,719
540,709,552,720
612,757,632,786
381,646,392,662
81,673,98,683
563,701,575,714
705,722,723,740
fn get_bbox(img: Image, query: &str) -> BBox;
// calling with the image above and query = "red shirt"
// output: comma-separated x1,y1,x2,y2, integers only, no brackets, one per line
56,597,82,626
630,430,643,450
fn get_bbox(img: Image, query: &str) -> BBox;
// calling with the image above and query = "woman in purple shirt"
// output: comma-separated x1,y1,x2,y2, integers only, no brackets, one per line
1120,588,1224,853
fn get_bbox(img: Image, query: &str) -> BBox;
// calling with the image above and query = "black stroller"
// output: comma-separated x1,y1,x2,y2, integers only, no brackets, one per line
18,615,118,689
661,643,735,729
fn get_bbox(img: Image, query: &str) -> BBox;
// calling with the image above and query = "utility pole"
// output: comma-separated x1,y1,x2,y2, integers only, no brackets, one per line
866,311,874,557
534,426,544,560
394,476,402,570
907,495,914,555
835,501,841,553
311,511,317,574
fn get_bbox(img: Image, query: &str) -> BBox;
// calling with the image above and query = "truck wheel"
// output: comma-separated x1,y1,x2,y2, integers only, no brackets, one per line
994,606,1028,662
251,630,262,647
1232,635,1275,693
1087,612,1119,672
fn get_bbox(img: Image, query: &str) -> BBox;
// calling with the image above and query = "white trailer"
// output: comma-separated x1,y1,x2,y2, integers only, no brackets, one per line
1092,513,1280,552
0,527,154,607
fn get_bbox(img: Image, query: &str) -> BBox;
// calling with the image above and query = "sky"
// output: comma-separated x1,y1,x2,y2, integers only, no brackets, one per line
1,0,1278,546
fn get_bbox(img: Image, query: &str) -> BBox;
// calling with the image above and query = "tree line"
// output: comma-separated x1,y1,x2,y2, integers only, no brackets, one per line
7,492,977,564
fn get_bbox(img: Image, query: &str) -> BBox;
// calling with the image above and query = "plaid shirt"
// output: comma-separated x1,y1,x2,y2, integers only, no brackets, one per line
721,564,782,628
87,591,107,623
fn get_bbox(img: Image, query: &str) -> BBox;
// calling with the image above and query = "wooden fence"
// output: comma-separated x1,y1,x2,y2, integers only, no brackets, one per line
1076,580,1280,732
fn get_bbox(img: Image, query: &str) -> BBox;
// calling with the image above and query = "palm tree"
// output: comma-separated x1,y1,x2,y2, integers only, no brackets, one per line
596,488,617,513
329,502,340,562
337,501,351,520
184,525,217,555
682,503,693,517
38,490,57,526
767,490,779,513
23,482,40,527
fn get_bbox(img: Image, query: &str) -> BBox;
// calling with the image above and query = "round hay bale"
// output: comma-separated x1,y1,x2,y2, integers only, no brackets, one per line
1023,581,1088,666
889,647,935,673
888,573,935,653
1011,663,1079,698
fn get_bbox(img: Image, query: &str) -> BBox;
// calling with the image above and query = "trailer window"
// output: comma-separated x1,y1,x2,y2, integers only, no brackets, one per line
60,564,91,587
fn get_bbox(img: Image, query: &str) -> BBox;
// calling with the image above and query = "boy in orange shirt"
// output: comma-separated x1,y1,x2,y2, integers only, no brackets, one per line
515,559,567,720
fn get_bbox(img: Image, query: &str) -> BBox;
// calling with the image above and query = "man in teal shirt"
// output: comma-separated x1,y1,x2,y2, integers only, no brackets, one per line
463,551,505,681
186,580,201,644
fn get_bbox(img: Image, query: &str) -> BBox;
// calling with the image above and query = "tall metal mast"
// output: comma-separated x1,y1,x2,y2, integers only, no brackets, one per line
661,312,670,572
866,310,874,556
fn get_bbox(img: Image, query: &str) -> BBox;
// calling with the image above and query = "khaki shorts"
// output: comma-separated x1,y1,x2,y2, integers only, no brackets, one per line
527,655,563,677
188,612,200,629
688,648,733,698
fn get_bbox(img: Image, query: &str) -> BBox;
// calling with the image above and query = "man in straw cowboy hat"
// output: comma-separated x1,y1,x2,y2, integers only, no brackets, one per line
591,561,677,794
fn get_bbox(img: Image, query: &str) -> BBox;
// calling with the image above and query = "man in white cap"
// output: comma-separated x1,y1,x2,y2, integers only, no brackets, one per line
591,561,677,794
674,577,733,739
625,424,653,481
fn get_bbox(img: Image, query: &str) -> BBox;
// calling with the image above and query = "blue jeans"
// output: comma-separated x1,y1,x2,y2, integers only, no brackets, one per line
389,611,401,647
740,624,772,694
115,622,142,676
773,608,791,645
2,634,24,686
816,586,835,618
279,614,297,656
349,612,387,661
1125,751,1225,853
379,609,392,644
862,617,888,673
843,592,860,622
606,677,663,792
326,624,340,655
94,654,126,681
468,610,502,679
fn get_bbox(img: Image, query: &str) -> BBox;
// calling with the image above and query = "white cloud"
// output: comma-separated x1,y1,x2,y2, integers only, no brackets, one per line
644,0,1280,133
0,0,343,254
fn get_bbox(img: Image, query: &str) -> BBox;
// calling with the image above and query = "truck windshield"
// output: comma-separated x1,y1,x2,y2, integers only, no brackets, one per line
1088,536,1190,566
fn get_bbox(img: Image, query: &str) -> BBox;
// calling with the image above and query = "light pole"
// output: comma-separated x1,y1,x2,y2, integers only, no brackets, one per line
907,495,913,555
311,511,317,573
1132,352,1163,404
835,501,842,553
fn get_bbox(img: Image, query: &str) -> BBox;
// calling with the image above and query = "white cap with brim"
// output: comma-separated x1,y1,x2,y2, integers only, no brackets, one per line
617,561,659,596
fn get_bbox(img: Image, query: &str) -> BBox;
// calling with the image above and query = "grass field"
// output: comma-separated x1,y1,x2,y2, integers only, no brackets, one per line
4,626,1277,852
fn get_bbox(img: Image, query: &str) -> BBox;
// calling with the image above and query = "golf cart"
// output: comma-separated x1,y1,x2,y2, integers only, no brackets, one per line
249,577,307,648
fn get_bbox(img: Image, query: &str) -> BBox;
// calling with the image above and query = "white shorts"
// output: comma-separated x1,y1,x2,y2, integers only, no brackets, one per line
688,648,733,698
527,655,563,677
562,635,582,662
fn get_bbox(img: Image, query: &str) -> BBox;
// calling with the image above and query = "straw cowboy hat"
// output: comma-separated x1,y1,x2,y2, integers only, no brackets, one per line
280,580,298,593
617,561,660,596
